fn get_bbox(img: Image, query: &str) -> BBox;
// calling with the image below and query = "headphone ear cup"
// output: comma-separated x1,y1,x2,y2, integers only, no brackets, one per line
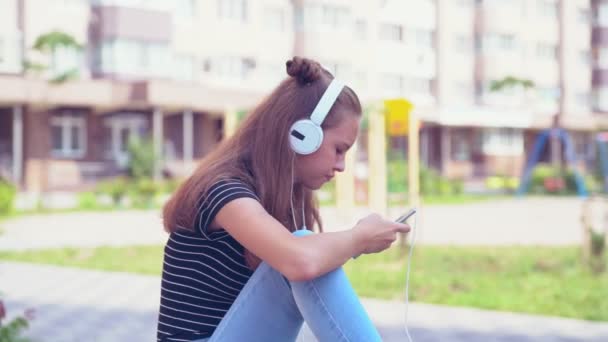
289,120,324,155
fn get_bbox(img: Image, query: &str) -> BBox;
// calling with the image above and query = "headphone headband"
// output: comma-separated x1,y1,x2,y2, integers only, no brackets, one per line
288,78,346,155
309,79,345,126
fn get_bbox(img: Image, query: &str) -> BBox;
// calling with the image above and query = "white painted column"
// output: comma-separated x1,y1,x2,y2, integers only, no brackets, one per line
183,109,194,174
408,112,420,209
335,140,357,219
421,127,429,167
183,110,194,163
224,107,239,139
441,126,451,176
12,105,23,186
368,106,387,217
153,108,163,181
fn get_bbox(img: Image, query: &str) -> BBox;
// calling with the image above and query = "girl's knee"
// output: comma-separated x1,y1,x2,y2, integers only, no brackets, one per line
292,229,313,237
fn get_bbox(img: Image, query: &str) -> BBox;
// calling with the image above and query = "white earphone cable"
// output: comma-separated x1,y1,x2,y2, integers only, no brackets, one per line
290,158,298,232
404,210,418,342
301,191,306,230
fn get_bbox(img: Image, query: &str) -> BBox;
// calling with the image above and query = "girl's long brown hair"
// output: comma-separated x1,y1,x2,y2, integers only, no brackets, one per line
162,57,362,269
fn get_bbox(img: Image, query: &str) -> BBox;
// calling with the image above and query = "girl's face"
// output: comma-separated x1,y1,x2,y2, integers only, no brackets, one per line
294,113,360,190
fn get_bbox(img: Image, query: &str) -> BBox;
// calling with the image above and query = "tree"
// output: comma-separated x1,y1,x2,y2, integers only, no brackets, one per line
24,30,82,84
489,76,535,92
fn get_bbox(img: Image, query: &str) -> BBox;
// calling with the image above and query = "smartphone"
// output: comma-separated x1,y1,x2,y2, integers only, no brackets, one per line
395,208,416,223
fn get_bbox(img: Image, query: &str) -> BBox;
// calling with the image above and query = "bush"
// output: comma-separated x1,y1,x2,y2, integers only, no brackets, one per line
0,179,16,216
0,299,32,342
584,175,601,194
387,159,407,193
96,177,129,206
128,178,159,209
77,192,98,210
485,175,519,193
127,136,156,179
388,158,463,197
589,230,606,273
162,178,182,194
437,178,453,196
0,317,29,342
419,167,441,196
530,164,586,195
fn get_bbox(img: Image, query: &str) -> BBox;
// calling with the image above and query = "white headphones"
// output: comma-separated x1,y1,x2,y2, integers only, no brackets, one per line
288,79,345,155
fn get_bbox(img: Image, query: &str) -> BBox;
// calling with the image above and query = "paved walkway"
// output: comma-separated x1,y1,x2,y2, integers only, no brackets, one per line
2,262,608,342
0,197,589,251
2,197,606,341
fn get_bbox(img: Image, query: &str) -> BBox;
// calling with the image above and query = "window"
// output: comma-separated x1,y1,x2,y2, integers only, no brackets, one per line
355,19,366,39
320,5,348,29
484,0,524,12
175,0,196,19
355,71,367,90
380,73,404,96
580,50,590,65
0,37,4,63
257,61,283,85
100,39,171,78
204,56,255,80
594,87,608,111
453,82,475,101
297,4,348,31
576,92,591,108
497,34,515,50
379,23,403,42
174,55,195,82
264,7,285,31
320,61,350,79
571,132,591,159
404,77,432,95
410,29,434,48
537,0,558,19
104,115,147,167
218,0,247,22
295,8,304,30
455,35,473,53
457,0,474,7
537,86,560,103
51,45,81,77
482,33,516,53
482,128,523,155
599,3,608,26
91,0,167,11
598,47,608,68
536,42,558,60
578,8,590,24
51,113,86,158
450,129,471,161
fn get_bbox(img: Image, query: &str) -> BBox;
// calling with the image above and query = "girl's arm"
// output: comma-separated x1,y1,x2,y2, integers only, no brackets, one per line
214,197,408,281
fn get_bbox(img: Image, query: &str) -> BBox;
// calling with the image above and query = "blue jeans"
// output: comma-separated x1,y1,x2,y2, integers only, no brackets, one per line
195,229,382,342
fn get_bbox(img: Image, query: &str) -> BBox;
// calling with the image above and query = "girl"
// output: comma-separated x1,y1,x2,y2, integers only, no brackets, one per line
157,57,410,341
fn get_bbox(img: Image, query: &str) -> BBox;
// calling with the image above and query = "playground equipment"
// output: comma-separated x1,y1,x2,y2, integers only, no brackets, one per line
516,128,587,197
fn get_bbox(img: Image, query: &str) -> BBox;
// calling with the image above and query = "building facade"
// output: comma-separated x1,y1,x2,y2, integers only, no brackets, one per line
0,0,603,194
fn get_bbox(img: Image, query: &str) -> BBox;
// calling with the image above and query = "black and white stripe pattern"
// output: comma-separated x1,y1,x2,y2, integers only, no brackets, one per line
157,179,259,341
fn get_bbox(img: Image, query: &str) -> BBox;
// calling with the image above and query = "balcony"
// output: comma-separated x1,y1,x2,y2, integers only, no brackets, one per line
90,5,172,43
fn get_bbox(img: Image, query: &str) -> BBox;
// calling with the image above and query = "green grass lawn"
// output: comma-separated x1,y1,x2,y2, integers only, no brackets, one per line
1,245,606,321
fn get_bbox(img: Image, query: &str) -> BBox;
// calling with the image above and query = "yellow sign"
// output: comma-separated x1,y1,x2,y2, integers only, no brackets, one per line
384,98,414,136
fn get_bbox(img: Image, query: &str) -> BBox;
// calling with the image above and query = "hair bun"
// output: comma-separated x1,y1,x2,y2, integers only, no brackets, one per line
286,57,322,84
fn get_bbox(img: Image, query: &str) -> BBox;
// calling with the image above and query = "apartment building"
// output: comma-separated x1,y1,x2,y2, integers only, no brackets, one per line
427,0,594,179
0,0,292,193
0,0,603,194
294,0,596,181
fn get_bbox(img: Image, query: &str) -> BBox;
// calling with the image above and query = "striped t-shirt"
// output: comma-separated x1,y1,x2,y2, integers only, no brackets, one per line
157,179,260,341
